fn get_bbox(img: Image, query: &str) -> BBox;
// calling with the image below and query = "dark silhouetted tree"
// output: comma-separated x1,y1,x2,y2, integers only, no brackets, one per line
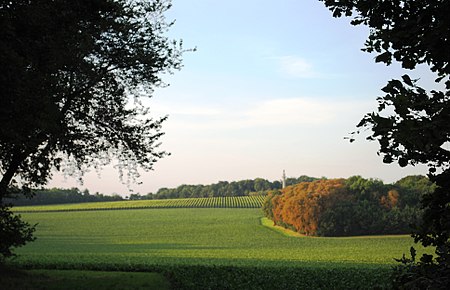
319,0,449,287
0,0,183,260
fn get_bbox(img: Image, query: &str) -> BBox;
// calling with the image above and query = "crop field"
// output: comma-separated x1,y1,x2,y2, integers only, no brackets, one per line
10,206,433,289
13,196,265,212
1,268,170,290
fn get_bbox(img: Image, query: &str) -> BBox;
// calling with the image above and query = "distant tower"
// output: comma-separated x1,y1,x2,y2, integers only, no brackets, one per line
282,170,286,189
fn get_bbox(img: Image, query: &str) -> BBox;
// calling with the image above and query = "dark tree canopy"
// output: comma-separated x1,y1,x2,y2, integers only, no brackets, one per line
321,0,449,78
0,0,182,259
0,0,182,196
320,0,450,171
320,0,449,287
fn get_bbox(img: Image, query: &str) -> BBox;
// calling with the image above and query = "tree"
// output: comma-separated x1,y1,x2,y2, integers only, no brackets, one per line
319,0,450,287
264,176,432,237
0,205,35,261
394,175,436,207
0,0,183,259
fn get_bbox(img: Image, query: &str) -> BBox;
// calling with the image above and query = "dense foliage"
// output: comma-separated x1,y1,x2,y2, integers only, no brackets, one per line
319,0,450,287
0,0,182,261
0,0,181,194
263,176,434,236
0,205,35,261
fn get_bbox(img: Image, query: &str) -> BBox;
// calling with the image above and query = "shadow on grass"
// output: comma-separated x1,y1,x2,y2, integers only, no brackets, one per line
0,266,170,290
7,257,394,290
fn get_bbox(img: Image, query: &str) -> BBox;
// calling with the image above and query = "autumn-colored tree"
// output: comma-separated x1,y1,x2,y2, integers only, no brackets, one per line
381,190,399,209
269,179,348,236
263,176,432,237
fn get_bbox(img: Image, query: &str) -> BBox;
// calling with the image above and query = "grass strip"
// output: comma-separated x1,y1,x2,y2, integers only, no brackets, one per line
260,217,305,237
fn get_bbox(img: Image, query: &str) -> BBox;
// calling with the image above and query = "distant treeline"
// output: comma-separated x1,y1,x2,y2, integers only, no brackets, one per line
7,176,319,206
6,188,123,206
263,175,435,236
130,175,320,200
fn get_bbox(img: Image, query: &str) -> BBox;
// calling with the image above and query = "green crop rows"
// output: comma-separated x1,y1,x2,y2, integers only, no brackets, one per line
11,207,432,289
13,196,266,212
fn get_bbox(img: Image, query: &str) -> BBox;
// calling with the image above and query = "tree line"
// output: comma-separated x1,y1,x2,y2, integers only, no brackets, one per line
263,175,435,236
6,175,318,205
131,175,319,200
6,188,123,206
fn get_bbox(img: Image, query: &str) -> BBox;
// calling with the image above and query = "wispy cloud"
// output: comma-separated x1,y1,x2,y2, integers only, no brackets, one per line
162,97,372,131
163,105,220,116
149,102,221,118
277,56,319,78
244,98,337,126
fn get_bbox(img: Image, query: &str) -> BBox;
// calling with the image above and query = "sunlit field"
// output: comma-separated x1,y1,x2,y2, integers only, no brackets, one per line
10,206,431,289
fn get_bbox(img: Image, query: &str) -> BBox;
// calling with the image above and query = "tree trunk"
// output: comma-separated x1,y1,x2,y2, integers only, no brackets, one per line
0,150,28,201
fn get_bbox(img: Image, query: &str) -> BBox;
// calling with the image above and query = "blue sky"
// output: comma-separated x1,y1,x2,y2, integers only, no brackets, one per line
49,0,432,195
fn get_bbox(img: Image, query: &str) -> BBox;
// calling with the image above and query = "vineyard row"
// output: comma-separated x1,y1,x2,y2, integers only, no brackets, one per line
14,196,266,213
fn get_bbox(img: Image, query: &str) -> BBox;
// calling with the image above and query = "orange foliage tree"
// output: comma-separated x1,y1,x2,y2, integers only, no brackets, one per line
269,179,350,236
262,175,433,236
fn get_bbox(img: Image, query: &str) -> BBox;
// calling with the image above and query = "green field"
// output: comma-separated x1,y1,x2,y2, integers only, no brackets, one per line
13,196,265,212
1,268,170,290
9,204,431,289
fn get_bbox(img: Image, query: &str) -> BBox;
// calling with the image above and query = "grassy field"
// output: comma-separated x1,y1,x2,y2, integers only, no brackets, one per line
0,268,170,290
8,206,431,289
13,196,265,212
